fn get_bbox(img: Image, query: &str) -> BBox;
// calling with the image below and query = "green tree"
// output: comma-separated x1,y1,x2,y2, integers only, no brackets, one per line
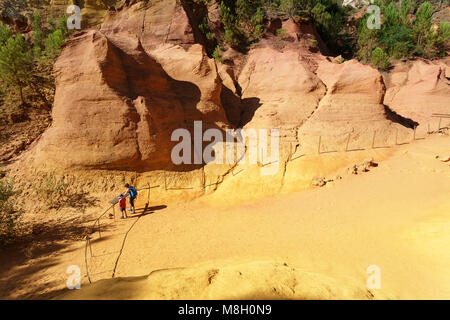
32,11,44,57
0,34,34,105
434,21,450,56
379,2,414,59
380,25,414,58
219,2,242,48
57,14,70,38
413,2,434,48
279,0,297,18
383,2,401,28
45,29,65,59
371,47,390,70
213,45,224,62
399,0,414,26
236,0,253,20
357,14,381,62
311,0,348,52
0,23,12,46
48,15,56,33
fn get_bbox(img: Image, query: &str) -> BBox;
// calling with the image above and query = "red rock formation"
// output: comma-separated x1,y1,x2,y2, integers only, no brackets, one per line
237,47,326,140
30,0,438,171
298,59,407,150
384,58,450,124
33,28,228,170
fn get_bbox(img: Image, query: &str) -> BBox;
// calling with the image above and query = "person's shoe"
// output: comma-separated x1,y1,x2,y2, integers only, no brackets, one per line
120,216,125,219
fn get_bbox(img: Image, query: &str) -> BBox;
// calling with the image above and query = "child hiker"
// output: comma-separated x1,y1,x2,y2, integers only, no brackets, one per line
119,194,127,219
124,183,138,214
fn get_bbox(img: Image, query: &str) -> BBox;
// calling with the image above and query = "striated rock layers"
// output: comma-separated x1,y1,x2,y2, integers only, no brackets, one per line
28,0,447,172
299,59,392,135
33,31,228,170
384,58,450,124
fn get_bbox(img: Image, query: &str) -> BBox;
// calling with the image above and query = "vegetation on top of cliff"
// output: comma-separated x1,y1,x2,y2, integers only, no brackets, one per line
0,11,70,116
357,0,450,70
213,0,350,53
180,0,350,55
186,0,448,68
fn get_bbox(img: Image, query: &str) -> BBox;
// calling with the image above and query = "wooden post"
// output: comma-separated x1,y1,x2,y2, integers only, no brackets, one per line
438,117,442,130
413,126,417,141
113,205,116,221
201,168,206,191
371,131,376,149
345,133,351,152
163,172,167,191
317,136,322,155
427,123,430,134
147,182,151,205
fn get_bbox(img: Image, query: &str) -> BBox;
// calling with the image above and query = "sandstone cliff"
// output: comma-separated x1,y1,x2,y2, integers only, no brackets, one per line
7,0,449,208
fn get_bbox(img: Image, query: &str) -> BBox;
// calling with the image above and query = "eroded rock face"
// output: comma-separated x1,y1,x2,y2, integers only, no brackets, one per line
237,47,327,140
384,59,450,124
100,0,195,50
299,59,390,132
30,0,436,172
297,59,408,151
33,28,228,170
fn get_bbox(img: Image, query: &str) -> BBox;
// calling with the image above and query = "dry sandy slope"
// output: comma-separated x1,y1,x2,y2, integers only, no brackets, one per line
60,135,450,300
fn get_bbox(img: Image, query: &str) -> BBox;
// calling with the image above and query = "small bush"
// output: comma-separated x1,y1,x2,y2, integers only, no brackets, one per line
44,29,65,59
0,21,12,45
371,47,391,70
276,27,287,38
32,173,98,211
0,179,22,246
213,45,224,63
34,173,69,207
435,21,450,57
333,56,345,64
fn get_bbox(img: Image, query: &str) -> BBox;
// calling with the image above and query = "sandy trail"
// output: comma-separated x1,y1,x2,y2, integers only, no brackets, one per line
1,135,449,299
62,135,450,299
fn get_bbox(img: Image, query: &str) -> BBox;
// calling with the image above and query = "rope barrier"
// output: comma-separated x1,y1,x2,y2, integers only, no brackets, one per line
84,204,113,283
82,123,446,284
84,235,92,284
84,185,161,283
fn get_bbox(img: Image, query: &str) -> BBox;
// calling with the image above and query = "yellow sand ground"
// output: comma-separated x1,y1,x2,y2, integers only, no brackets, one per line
61,135,450,300
1,135,449,299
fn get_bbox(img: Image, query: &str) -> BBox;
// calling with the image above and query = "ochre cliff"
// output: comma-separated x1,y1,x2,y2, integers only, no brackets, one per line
15,0,449,186
384,58,450,124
